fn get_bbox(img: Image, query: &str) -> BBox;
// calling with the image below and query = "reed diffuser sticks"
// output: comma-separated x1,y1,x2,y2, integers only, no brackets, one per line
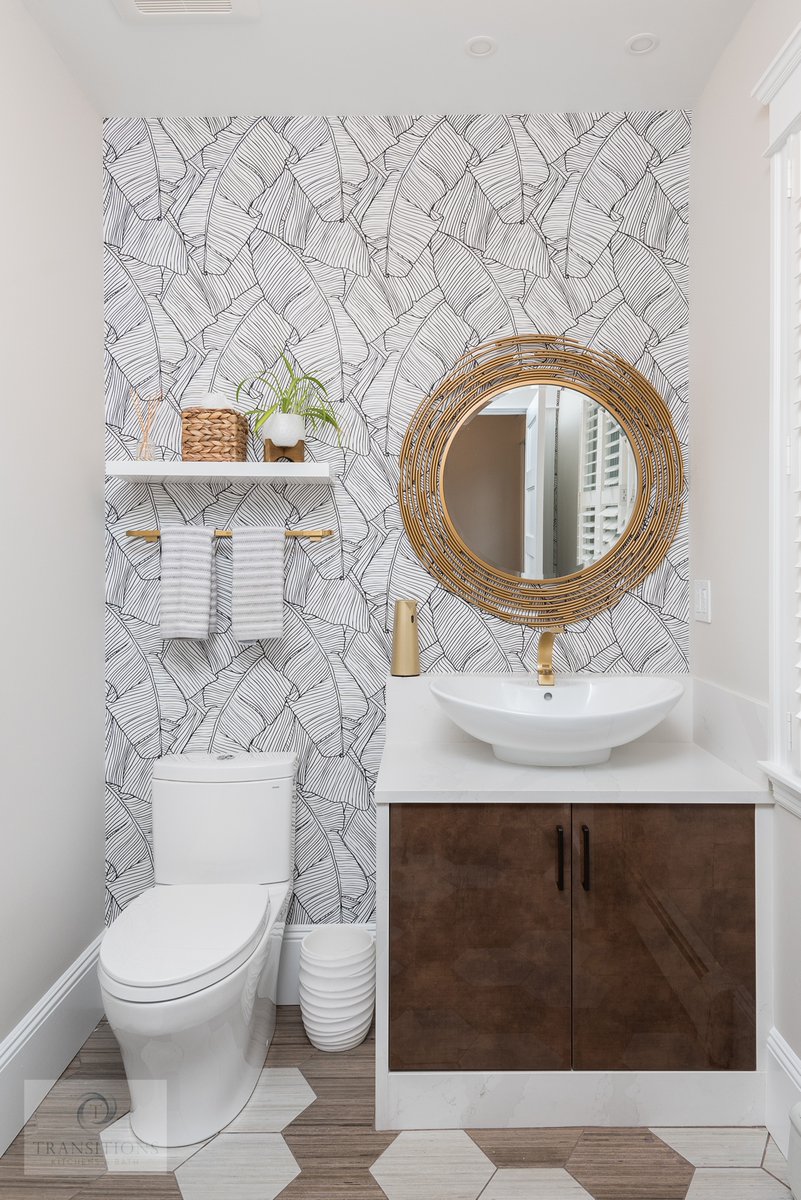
131,389,162,461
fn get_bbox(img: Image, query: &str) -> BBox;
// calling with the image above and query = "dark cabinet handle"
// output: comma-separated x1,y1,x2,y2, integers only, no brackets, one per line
581,824,591,891
556,825,565,891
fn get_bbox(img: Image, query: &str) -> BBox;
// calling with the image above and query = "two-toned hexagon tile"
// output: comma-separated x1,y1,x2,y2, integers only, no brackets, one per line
93,1047,792,1200
100,1068,316,1200
367,1127,791,1200
174,1069,316,1200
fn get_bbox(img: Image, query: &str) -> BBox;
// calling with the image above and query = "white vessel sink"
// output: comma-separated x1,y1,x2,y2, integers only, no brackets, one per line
429,674,684,766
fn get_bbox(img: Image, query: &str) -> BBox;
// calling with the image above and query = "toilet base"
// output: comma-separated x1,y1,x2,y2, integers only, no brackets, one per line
101,887,288,1146
120,994,274,1146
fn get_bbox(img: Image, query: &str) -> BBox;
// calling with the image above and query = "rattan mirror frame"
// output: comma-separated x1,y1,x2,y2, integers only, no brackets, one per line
398,335,685,627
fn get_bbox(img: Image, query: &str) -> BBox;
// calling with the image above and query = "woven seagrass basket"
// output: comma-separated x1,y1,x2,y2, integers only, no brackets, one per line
181,408,248,462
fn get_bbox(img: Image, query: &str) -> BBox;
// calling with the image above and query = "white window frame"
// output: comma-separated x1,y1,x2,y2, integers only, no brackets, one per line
755,22,801,810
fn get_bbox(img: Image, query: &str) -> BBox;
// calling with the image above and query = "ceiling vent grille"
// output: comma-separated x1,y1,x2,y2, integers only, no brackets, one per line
136,2,234,11
113,0,259,20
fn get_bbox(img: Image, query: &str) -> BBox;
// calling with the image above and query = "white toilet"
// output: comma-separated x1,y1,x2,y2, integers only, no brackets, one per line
99,751,296,1147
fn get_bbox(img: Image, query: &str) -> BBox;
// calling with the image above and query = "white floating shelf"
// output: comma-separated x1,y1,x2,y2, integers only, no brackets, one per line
105,460,331,484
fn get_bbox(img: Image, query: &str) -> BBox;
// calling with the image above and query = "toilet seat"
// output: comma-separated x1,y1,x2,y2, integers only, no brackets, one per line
99,884,271,1002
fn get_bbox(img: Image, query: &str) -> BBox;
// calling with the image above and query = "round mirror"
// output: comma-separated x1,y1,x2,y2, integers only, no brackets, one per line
399,335,684,628
442,385,637,580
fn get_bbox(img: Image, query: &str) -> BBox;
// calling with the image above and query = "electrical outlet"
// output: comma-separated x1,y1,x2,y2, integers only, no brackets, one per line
693,579,712,623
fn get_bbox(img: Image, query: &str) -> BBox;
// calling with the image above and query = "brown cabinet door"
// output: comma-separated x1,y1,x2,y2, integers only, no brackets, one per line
571,804,756,1071
390,803,572,1071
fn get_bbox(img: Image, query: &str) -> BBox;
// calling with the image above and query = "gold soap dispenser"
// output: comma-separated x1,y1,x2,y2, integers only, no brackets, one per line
391,599,420,676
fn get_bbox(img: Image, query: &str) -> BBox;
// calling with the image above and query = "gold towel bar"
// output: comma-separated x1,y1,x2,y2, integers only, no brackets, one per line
126,529,334,543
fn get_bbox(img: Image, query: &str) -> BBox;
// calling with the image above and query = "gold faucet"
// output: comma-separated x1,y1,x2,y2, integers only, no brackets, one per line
536,628,564,687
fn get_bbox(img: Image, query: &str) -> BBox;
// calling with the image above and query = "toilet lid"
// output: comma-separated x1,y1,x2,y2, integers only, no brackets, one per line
99,885,270,991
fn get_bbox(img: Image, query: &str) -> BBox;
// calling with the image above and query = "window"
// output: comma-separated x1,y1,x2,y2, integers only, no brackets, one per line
755,30,801,789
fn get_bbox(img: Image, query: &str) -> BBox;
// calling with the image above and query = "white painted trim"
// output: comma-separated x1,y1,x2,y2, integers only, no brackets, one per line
767,1027,801,1156
760,762,801,819
754,22,801,152
375,806,390,1126
277,922,376,1006
0,934,104,1157
754,21,801,105
766,145,788,767
756,805,775,1074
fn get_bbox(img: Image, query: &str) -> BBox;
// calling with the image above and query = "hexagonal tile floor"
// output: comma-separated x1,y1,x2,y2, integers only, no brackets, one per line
369,1130,494,1200
1,1011,790,1200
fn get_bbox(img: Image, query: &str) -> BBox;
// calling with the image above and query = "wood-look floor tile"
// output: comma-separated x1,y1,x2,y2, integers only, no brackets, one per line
263,1009,319,1069
468,1129,583,1169
369,1130,495,1200
684,1168,789,1198
66,1022,127,1082
175,1134,300,1200
287,1063,375,1129
0,1124,105,1191
763,1137,790,1186
100,1115,207,1174
0,1185,84,1199
566,1128,694,1200
279,1040,375,1082
224,1069,316,1134
651,1127,768,1167
70,1172,185,1199
481,1168,593,1199
281,1126,396,1198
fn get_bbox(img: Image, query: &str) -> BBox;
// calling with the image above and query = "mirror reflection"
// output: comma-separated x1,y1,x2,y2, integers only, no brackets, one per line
443,385,637,580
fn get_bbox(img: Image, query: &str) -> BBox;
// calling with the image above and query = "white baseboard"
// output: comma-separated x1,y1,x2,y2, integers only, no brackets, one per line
0,934,104,1156
767,1026,801,1156
277,922,375,1005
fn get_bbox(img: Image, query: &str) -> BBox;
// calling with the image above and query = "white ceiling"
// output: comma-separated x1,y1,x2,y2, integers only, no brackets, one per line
23,0,753,114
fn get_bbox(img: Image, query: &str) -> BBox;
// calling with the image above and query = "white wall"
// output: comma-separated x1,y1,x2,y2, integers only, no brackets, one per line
693,0,801,1141
690,0,799,704
0,0,103,1037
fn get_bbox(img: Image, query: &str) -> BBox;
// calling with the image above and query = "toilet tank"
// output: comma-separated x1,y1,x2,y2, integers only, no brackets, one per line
151,752,296,885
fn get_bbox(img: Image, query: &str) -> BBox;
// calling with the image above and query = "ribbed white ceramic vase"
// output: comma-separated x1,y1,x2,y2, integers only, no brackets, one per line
299,927,375,1052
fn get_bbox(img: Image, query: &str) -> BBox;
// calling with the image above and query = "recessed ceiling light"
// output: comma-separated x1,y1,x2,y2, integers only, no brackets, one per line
466,36,497,58
625,32,660,55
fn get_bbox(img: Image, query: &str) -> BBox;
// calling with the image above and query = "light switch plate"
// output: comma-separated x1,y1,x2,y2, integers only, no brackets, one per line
694,579,712,623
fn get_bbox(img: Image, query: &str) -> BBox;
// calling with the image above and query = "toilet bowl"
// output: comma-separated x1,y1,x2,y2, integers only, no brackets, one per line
99,751,296,1147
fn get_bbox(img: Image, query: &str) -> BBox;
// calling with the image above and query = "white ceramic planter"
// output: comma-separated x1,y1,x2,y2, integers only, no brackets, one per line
299,928,375,1052
263,413,305,447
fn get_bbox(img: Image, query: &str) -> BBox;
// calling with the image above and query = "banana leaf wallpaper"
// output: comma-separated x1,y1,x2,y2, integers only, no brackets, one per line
104,113,691,926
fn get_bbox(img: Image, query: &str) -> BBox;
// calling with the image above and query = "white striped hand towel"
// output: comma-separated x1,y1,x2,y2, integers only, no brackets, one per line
159,526,217,640
231,526,284,641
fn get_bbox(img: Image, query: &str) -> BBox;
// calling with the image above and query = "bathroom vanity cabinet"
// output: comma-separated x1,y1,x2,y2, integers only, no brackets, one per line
376,676,770,1129
389,802,756,1074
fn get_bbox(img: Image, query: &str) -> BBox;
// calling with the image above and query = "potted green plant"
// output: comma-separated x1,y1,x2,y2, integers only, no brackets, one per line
236,356,341,448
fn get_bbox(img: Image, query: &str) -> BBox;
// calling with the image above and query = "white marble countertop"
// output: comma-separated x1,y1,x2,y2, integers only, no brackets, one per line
376,675,771,806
